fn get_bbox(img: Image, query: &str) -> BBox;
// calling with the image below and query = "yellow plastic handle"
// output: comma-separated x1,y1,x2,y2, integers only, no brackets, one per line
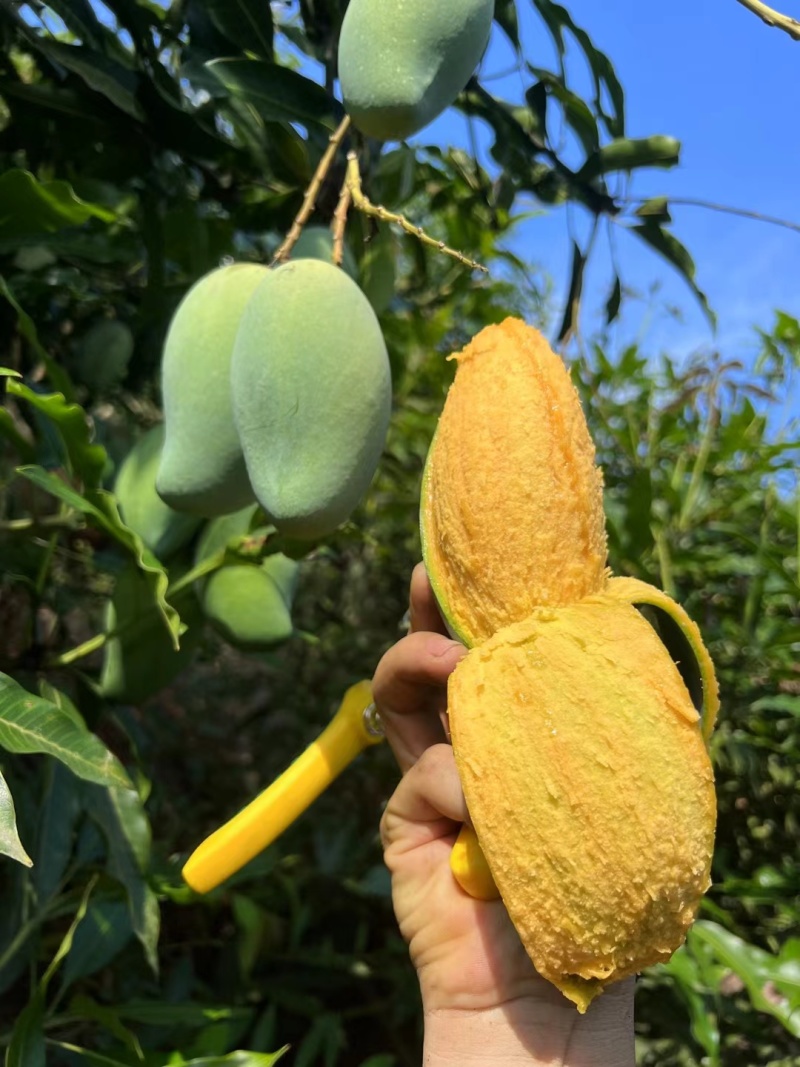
182,680,382,893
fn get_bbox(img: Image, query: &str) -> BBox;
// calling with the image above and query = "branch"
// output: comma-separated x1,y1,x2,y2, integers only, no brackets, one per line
735,0,800,39
625,195,800,235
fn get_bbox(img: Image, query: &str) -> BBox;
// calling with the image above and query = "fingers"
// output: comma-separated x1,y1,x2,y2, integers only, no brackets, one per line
372,629,466,774
409,562,448,635
380,743,469,856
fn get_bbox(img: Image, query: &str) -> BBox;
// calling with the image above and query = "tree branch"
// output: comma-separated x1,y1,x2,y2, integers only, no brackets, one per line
735,0,800,40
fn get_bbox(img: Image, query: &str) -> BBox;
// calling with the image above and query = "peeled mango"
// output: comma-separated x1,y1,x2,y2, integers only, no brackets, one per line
338,0,494,141
157,263,267,517
231,259,392,539
114,425,201,561
194,506,299,651
421,318,719,1012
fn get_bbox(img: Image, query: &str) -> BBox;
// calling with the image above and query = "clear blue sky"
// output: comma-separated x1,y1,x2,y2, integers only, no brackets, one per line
414,1,800,370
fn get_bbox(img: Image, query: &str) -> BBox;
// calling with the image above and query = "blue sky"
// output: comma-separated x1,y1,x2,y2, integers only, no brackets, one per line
413,1,800,370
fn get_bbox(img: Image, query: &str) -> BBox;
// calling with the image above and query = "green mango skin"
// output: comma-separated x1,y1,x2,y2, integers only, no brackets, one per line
231,260,392,540
290,226,358,279
194,506,300,651
338,0,494,141
115,425,201,561
157,263,267,517
100,561,203,705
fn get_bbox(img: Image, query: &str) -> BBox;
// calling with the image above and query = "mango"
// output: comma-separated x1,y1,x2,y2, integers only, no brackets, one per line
114,424,201,561
231,259,392,539
421,319,719,1011
157,263,267,517
100,560,203,705
194,506,299,651
338,0,494,141
74,319,134,391
290,226,357,278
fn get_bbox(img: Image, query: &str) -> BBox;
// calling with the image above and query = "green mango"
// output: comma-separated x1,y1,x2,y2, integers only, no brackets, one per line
157,263,267,517
338,0,494,141
114,425,201,560
74,319,134,391
194,506,300,651
290,226,358,278
100,561,203,705
231,260,392,539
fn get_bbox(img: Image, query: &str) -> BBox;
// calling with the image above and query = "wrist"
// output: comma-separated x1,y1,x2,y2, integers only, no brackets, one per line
422,980,635,1067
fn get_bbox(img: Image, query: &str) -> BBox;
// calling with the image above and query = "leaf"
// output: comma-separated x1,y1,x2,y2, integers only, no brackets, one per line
0,277,74,397
6,380,107,490
0,770,33,868
750,695,800,717
631,221,716,329
634,196,672,223
32,759,80,902
201,59,341,131
60,896,133,991
556,240,586,344
657,947,721,1063
605,275,622,325
206,0,274,58
15,466,180,647
84,784,159,972
34,41,145,121
41,0,103,47
493,0,520,48
181,1050,290,1067
0,674,131,788
578,136,680,182
527,68,598,156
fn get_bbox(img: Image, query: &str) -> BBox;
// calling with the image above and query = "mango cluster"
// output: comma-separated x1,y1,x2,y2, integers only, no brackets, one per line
421,319,718,1011
156,252,392,540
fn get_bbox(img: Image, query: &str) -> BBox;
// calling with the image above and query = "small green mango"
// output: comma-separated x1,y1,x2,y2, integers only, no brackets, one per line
74,319,134,391
231,260,392,539
100,561,203,705
194,506,299,651
115,425,201,560
290,226,357,279
338,0,494,141
157,263,267,517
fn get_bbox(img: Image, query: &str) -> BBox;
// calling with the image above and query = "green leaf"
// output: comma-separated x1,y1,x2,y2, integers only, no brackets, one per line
201,59,341,131
45,1044,131,1067
6,380,107,490
631,221,716,329
527,68,598,156
181,1051,290,1067
556,240,586,343
0,169,117,242
578,136,680,182
0,770,32,868
494,0,520,48
60,896,133,991
750,695,800,717
634,196,672,223
32,759,80,902
41,0,103,48
0,674,131,788
657,946,720,1062
15,466,180,648
206,0,274,57
34,41,145,121
605,275,622,325
0,277,74,397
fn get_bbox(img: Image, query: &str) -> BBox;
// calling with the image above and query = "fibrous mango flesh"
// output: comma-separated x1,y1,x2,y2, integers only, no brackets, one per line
157,263,266,517
231,259,392,540
421,319,718,1011
338,0,494,142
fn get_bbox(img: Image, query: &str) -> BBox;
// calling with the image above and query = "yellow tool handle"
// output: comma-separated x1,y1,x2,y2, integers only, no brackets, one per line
183,680,382,894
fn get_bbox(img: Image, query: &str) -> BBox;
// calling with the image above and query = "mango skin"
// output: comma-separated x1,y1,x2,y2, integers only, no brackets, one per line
157,263,267,517
115,425,201,561
338,0,494,141
194,506,299,651
231,260,392,539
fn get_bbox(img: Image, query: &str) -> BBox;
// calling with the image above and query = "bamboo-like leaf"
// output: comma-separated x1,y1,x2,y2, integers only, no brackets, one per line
0,674,131,788
0,770,32,868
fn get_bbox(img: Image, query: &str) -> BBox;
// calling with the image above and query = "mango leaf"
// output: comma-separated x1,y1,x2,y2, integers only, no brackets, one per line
34,41,145,121
6,380,107,490
6,877,96,1067
0,276,74,397
60,896,133,991
84,783,159,972
32,759,80,902
527,68,598,155
41,0,103,46
494,0,520,48
182,1048,290,1066
631,221,716,329
0,169,115,243
15,466,180,647
578,136,680,182
657,947,720,1064
605,275,622,325
45,1045,130,1067
750,695,800,717
635,196,672,223
0,770,32,868
556,240,586,344
202,59,342,131
206,0,274,57
0,674,130,788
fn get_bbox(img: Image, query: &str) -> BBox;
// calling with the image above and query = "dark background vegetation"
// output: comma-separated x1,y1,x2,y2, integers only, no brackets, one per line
0,1,798,1064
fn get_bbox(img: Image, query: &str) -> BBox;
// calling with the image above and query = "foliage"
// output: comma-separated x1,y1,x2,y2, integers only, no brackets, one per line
0,1,797,1065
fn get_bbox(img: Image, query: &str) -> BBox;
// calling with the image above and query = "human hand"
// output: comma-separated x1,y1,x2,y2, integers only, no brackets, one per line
372,563,635,1066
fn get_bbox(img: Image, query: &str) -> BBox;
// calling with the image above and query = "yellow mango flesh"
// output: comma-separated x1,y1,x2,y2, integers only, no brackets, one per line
449,596,717,1011
422,319,608,646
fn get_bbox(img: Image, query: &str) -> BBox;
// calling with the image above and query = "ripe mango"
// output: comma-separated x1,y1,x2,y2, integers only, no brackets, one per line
338,0,494,141
157,263,267,517
114,425,201,561
194,506,299,651
290,226,357,279
231,260,392,539
422,319,718,1011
